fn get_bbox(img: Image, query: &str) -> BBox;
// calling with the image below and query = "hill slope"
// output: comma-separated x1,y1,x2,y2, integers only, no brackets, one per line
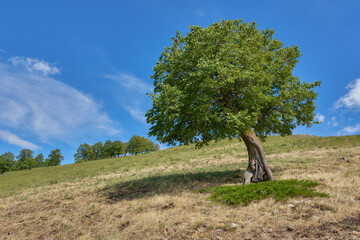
1,135,359,239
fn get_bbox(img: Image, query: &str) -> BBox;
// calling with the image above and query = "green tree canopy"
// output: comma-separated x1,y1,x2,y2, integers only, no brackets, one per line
45,149,64,166
16,149,35,170
126,135,159,155
145,140,160,152
74,143,96,163
93,141,104,160
112,140,125,157
34,153,45,167
0,152,15,173
102,140,114,158
74,140,126,162
146,19,320,183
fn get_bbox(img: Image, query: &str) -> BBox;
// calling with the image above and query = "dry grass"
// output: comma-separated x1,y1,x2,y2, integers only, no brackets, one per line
1,136,360,239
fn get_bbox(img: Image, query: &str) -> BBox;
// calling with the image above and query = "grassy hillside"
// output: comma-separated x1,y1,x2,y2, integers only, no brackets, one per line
1,134,358,198
1,135,359,239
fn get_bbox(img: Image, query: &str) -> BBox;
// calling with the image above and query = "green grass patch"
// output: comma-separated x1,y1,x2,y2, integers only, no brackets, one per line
199,179,329,206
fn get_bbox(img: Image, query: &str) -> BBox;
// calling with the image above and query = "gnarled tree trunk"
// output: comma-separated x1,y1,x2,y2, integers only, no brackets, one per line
241,131,275,184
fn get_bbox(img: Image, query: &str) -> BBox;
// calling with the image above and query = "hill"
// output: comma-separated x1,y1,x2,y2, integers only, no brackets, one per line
0,135,359,239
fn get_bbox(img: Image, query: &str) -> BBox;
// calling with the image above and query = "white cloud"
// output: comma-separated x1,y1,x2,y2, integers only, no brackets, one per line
334,78,360,110
125,106,147,124
0,130,40,150
104,73,153,93
0,49,5,53
338,123,360,135
0,62,119,143
331,117,338,127
8,56,60,76
104,72,152,125
327,116,338,127
314,113,325,122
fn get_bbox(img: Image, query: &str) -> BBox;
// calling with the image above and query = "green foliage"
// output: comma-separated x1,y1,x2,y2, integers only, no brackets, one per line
1,149,63,172
45,149,63,166
16,149,35,170
73,136,158,163
93,142,104,160
103,140,115,158
74,140,126,163
74,143,96,163
34,153,45,167
126,135,160,155
112,140,125,157
0,152,15,173
199,179,328,206
147,19,320,146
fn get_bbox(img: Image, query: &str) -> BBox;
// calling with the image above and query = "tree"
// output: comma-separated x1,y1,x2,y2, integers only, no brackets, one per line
144,139,160,152
112,140,125,157
122,142,128,156
93,141,104,160
126,135,142,155
16,149,35,170
146,19,320,184
45,149,63,166
103,140,114,158
126,135,159,155
74,143,95,163
0,152,15,173
34,153,45,167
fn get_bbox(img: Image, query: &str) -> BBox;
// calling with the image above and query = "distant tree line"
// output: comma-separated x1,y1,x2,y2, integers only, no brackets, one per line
0,149,64,174
74,135,159,163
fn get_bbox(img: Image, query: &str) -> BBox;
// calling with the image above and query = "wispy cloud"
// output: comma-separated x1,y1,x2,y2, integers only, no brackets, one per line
337,123,360,135
124,106,147,124
334,78,360,110
104,72,152,124
0,61,120,144
8,56,60,76
327,116,338,127
0,130,40,150
314,113,325,123
104,73,153,94
0,49,5,53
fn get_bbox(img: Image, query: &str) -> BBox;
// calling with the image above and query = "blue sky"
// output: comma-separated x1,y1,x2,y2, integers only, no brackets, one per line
0,0,359,165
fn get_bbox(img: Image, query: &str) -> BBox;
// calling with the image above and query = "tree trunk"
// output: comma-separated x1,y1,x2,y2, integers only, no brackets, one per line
241,131,275,184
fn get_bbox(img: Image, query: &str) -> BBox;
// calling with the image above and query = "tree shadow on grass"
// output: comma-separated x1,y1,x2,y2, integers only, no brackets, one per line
101,169,244,202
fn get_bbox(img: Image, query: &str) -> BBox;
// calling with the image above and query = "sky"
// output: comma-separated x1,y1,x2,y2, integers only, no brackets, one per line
0,0,359,165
